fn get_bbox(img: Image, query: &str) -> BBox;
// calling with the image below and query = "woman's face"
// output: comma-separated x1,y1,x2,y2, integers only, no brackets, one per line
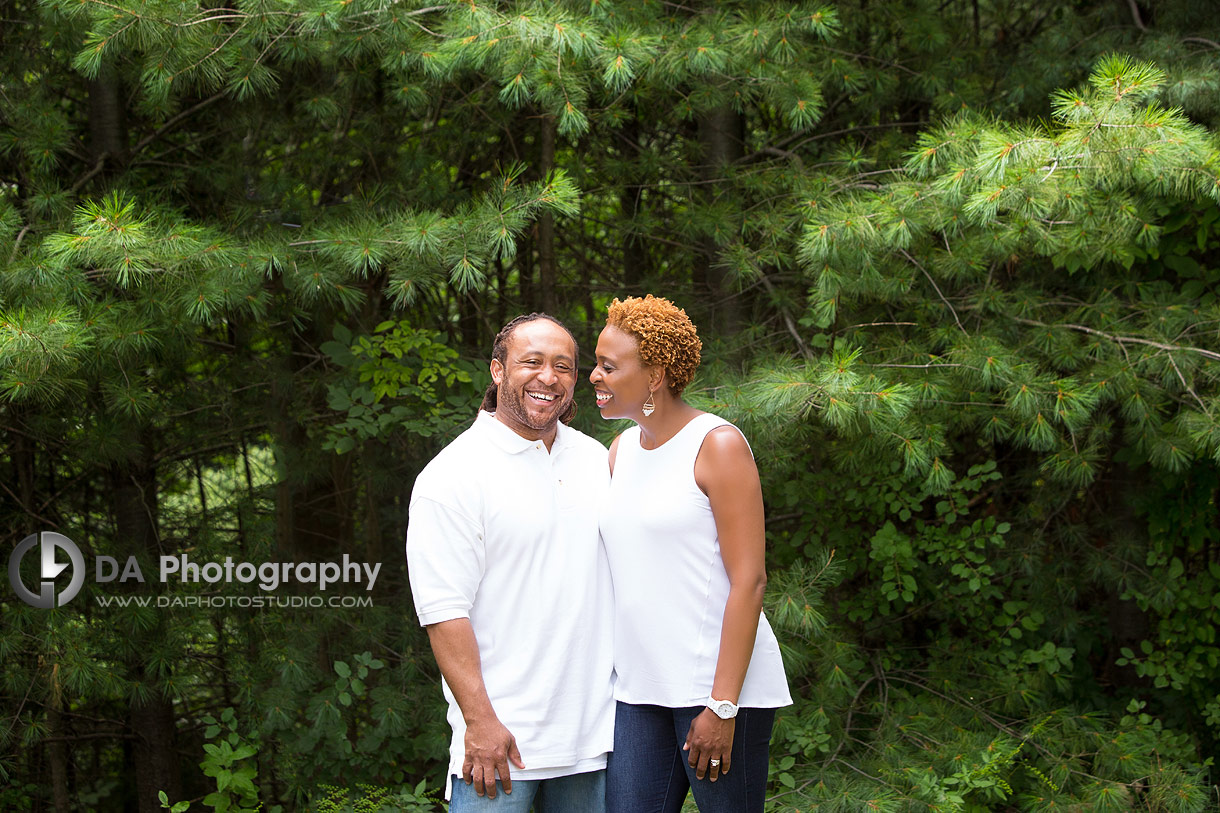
590,325,655,421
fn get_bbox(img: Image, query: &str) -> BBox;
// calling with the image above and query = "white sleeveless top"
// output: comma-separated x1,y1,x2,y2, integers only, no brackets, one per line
600,412,792,709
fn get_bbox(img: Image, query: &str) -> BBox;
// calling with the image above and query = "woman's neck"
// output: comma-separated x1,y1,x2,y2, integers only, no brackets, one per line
636,397,702,450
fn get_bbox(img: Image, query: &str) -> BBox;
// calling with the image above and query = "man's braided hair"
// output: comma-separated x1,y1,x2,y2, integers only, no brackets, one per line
479,313,578,424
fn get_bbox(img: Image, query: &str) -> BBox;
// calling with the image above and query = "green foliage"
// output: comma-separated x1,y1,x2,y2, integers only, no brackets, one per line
0,783,40,812
310,781,440,812
160,696,442,811
790,56,1220,491
156,711,267,813
198,708,263,813
252,641,448,804
765,636,1214,811
161,755,442,812
323,320,484,452
159,790,191,812
1117,465,1220,739
748,395,1216,809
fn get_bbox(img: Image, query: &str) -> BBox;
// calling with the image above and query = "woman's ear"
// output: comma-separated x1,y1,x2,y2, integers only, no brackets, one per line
649,366,667,394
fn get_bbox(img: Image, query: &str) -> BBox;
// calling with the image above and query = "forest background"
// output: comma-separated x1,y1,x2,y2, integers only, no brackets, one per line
3,0,1220,811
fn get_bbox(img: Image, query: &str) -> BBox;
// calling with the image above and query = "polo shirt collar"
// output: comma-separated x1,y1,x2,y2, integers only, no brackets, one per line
476,409,570,454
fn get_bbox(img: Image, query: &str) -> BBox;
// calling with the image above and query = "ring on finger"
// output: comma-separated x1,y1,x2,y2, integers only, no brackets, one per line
709,758,721,767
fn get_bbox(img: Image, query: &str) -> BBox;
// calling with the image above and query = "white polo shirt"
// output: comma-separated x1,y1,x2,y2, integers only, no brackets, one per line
406,410,615,797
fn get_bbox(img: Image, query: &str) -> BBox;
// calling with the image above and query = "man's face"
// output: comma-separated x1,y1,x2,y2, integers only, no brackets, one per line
490,319,578,442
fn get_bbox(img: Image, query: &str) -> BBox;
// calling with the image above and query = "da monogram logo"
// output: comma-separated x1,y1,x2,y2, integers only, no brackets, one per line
9,532,85,609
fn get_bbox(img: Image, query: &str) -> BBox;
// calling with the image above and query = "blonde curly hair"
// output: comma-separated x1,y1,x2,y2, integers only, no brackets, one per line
605,295,702,395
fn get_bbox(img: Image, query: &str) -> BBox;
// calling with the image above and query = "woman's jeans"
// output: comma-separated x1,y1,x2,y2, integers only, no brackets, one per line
606,702,777,813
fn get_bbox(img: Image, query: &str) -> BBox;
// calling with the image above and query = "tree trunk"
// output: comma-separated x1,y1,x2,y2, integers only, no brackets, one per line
696,107,743,337
88,69,128,167
453,282,481,349
10,405,38,522
274,318,355,563
47,702,72,813
130,694,178,813
517,232,536,312
494,256,509,331
111,432,180,813
363,470,383,568
620,115,647,293
537,115,558,314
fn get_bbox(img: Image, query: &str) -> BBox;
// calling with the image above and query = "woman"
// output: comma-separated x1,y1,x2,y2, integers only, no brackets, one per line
591,295,791,813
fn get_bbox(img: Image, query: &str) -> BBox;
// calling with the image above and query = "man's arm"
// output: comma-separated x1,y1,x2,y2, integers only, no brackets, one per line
426,618,525,798
407,491,522,798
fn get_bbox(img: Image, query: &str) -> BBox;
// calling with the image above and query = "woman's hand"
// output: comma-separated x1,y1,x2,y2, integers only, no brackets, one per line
683,708,735,782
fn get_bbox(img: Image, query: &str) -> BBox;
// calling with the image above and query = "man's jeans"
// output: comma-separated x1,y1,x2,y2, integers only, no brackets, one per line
606,702,777,813
449,769,606,812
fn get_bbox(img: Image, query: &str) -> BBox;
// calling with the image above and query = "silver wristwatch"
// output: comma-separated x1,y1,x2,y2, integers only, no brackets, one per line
706,696,739,719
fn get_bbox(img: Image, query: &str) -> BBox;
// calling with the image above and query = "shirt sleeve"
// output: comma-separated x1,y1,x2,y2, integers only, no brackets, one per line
406,495,486,626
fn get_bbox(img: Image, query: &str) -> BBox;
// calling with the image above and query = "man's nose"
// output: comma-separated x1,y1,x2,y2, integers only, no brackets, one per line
538,364,559,385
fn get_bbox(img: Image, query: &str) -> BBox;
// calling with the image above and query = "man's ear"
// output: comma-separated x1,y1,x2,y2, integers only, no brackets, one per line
490,358,505,386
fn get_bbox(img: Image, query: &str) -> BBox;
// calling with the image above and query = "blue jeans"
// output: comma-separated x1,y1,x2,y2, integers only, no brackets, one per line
606,702,777,813
449,769,606,813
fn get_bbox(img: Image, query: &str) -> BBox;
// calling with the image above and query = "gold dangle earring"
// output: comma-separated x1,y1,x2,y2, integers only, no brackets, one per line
641,390,656,417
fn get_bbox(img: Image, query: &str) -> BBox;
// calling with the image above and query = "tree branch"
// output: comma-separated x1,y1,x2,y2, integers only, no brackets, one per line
1167,354,1211,416
70,156,109,193
901,249,967,335
759,273,813,359
1182,37,1220,50
41,733,137,743
842,321,918,330
9,224,31,261
1125,0,1147,31
131,92,227,155
1013,318,1220,362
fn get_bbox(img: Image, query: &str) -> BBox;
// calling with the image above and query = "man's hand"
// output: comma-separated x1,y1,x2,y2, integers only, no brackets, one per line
462,715,525,798
683,708,735,782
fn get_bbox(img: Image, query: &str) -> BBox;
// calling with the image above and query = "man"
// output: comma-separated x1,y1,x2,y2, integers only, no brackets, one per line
406,313,615,811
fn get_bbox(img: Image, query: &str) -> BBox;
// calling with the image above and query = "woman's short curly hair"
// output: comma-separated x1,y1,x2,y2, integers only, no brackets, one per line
605,295,702,395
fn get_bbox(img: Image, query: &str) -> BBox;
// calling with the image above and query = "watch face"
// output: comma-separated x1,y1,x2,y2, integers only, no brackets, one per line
714,702,734,718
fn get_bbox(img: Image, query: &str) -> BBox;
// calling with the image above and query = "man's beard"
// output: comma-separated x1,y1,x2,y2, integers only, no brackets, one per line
497,382,570,431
